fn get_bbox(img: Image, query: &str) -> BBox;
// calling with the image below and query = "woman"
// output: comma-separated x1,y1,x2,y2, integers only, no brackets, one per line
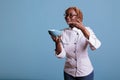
50,6,101,80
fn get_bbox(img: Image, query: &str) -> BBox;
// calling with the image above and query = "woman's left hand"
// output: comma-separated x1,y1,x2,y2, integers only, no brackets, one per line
69,19,90,39
69,19,85,30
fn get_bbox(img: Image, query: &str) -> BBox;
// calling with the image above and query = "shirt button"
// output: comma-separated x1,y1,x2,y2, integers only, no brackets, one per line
76,33,79,35
74,51,76,53
75,59,77,61
74,43,76,45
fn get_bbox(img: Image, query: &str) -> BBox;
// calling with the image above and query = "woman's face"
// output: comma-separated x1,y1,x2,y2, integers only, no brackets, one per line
65,9,78,25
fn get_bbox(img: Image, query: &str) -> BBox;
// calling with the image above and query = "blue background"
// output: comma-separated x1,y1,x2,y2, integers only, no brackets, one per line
0,0,120,80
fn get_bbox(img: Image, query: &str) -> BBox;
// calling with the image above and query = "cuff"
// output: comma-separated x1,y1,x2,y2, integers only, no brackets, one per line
55,43,66,58
87,35,101,50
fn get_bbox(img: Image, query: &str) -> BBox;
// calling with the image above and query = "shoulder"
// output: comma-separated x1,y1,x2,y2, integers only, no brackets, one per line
60,27,70,32
62,27,70,30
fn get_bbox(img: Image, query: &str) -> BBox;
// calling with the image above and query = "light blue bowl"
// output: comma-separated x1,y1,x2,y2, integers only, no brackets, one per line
48,29,62,37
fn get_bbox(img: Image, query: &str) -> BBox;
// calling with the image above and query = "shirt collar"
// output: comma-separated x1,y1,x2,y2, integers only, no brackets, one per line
70,27,80,32
69,27,84,35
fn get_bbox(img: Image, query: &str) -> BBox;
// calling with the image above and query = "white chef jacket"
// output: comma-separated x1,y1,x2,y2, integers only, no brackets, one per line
55,27,101,77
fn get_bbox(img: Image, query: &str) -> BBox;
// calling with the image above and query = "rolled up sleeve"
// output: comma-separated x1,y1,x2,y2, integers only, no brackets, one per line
55,42,66,58
86,27,101,50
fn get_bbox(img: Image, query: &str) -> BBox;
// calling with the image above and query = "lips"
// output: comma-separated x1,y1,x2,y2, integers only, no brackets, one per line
67,21,71,25
66,20,71,23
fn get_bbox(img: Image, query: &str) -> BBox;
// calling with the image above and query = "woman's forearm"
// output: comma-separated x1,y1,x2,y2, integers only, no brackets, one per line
55,41,62,55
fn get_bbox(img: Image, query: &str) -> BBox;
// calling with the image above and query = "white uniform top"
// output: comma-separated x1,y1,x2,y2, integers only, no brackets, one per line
55,27,101,77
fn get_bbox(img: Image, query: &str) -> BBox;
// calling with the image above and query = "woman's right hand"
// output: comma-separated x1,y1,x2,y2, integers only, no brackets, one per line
51,35,62,55
51,35,61,43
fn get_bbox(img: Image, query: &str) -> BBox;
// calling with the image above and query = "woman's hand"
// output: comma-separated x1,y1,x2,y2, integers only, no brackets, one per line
69,19,90,39
69,19,85,30
51,35,61,43
50,35,62,55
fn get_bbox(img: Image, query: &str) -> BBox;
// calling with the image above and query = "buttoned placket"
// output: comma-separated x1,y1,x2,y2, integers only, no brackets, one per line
74,31,79,76
59,27,98,77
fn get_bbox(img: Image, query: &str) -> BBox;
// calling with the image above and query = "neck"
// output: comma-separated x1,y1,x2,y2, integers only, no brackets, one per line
69,24,74,28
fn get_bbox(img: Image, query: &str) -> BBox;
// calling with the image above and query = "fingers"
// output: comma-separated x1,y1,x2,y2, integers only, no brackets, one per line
76,19,81,23
51,35,61,43
51,35,56,41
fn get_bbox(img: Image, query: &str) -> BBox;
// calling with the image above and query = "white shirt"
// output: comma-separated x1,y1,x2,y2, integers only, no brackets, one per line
55,27,101,77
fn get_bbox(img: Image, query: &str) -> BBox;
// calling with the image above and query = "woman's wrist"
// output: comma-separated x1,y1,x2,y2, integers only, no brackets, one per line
55,41,62,55
83,29,90,39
